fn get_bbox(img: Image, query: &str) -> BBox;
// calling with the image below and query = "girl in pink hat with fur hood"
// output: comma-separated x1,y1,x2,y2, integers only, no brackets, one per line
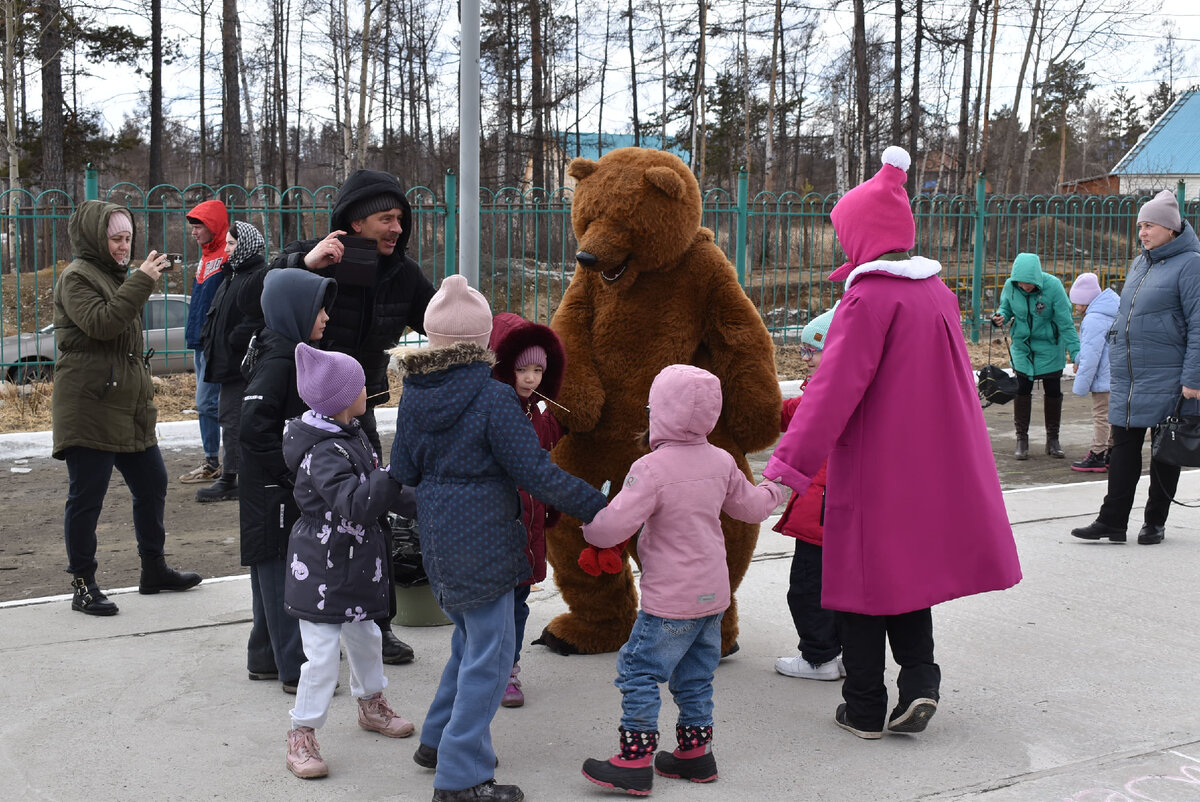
764,147,1021,740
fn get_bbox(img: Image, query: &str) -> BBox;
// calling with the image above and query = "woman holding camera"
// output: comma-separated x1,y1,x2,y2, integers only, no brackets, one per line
52,200,202,616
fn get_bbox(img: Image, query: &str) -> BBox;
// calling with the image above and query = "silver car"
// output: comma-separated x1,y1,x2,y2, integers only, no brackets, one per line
1,293,194,383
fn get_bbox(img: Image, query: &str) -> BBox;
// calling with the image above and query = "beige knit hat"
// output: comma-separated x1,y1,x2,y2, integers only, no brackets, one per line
424,274,493,349
1137,190,1182,233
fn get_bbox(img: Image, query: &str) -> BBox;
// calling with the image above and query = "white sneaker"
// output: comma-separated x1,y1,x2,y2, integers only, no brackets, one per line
774,655,842,680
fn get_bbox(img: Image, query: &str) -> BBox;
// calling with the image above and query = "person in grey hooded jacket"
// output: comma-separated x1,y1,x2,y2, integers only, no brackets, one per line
1072,190,1200,546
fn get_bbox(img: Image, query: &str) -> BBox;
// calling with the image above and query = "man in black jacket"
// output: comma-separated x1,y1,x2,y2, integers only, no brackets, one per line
273,169,435,665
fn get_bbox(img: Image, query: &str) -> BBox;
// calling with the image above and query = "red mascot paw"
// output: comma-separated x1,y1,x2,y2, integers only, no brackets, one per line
596,542,627,574
578,546,603,577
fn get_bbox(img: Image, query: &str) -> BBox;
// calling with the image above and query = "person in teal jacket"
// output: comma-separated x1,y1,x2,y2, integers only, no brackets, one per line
991,252,1080,459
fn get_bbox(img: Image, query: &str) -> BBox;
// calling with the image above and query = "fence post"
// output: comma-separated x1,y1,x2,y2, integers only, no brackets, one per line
85,164,98,201
735,166,748,286
444,169,458,282
1177,178,1185,210
970,172,986,344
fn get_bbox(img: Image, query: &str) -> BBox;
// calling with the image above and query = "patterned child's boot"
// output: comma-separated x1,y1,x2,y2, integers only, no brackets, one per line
581,727,658,796
654,724,718,783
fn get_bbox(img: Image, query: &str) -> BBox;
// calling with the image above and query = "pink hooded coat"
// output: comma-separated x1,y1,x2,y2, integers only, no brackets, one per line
764,257,1021,615
582,364,786,620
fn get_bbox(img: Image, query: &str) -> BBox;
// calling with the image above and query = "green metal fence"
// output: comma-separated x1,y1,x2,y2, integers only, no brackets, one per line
1,168,1195,382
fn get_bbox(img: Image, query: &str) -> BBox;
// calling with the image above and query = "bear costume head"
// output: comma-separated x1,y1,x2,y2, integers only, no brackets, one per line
568,147,702,286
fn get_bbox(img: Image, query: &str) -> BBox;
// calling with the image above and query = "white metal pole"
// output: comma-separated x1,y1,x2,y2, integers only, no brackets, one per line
459,0,481,287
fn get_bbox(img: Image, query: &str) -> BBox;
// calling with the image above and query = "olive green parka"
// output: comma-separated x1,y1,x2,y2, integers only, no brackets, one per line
51,200,158,459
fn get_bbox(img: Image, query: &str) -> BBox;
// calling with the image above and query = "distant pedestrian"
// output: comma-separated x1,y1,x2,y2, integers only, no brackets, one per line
1072,190,1200,546
991,252,1080,460
195,220,269,502
579,364,785,796
179,200,230,485
1067,272,1118,472
772,306,844,682
766,147,1021,740
282,344,415,780
52,201,202,615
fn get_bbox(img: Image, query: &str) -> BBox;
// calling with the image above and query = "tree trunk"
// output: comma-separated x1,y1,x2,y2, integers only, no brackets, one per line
530,0,545,188
199,0,208,185
907,0,922,196
221,0,246,187
627,0,638,146
354,0,373,171
598,9,609,158
852,0,869,183
39,0,65,191
955,0,979,193
149,0,163,187
1001,0,1040,193
978,0,999,177
692,0,707,181
3,0,21,270
764,0,781,191
235,11,262,186
892,0,902,146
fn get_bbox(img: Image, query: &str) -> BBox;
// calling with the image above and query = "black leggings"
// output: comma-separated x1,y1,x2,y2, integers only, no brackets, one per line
1015,372,1063,399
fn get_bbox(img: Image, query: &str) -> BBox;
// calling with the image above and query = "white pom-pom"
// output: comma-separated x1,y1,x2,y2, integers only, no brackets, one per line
881,146,910,172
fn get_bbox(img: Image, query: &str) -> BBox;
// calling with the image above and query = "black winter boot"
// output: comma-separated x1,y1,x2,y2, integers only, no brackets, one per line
1044,395,1065,457
138,556,202,594
379,621,415,664
582,728,658,795
1013,394,1032,460
654,724,717,783
195,473,238,502
71,574,119,616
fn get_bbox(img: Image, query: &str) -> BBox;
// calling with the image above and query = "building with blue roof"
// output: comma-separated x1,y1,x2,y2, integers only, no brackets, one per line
556,132,690,163
1111,90,1200,197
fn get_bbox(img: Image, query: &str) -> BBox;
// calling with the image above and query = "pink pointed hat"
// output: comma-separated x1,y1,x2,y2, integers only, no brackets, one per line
828,146,915,281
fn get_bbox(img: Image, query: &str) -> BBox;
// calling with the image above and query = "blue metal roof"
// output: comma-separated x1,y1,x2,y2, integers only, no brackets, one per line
1112,90,1200,175
557,132,690,163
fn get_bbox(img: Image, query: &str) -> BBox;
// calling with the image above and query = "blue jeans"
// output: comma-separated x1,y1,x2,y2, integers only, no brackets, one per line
422,592,515,792
512,584,531,666
193,350,220,459
250,557,305,685
616,610,722,733
63,445,168,576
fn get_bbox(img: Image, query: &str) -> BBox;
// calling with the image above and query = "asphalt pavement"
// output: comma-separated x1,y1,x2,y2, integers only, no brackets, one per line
4,466,1200,801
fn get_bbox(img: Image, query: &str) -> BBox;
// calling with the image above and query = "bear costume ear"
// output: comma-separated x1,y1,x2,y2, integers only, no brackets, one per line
568,158,598,181
644,166,686,200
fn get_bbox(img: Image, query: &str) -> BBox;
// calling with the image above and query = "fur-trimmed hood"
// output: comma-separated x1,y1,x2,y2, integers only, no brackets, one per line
488,312,566,400
838,254,942,289
393,342,498,433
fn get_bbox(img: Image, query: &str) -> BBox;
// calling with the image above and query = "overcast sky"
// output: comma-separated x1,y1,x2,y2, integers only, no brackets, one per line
82,3,1200,144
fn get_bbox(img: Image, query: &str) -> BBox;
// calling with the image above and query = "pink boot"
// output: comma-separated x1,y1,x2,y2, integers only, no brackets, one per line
357,692,415,737
501,663,524,708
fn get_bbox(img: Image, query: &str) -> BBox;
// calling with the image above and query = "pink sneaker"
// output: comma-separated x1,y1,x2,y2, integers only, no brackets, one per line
286,726,328,779
501,663,524,708
358,692,415,738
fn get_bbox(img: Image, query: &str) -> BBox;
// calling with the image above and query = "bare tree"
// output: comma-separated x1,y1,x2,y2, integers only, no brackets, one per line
39,0,65,192
221,0,246,186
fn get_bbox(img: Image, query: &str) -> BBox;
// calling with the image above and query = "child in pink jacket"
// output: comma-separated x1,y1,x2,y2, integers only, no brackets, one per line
579,364,786,796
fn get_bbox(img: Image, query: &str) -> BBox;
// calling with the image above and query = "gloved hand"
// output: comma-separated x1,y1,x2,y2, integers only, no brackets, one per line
578,540,629,576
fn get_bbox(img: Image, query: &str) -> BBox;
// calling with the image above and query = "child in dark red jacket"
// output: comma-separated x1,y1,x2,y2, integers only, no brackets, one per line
774,306,844,681
488,312,568,708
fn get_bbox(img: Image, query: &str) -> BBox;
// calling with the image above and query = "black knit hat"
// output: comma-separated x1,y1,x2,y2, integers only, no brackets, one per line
344,192,405,224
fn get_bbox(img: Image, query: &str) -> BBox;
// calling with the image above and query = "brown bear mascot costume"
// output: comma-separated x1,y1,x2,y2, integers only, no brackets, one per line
534,147,781,656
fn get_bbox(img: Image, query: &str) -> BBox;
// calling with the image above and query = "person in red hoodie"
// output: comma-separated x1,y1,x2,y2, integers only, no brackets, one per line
773,305,844,682
179,200,230,489
487,312,568,709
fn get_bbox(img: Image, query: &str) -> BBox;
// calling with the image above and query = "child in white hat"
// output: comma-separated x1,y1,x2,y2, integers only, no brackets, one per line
1068,273,1118,472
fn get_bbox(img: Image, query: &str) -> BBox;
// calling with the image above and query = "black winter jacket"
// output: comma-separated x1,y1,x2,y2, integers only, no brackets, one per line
238,269,336,566
201,252,268,384
271,170,436,403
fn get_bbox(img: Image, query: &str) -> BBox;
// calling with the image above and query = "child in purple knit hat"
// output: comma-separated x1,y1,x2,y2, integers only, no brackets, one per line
280,343,416,780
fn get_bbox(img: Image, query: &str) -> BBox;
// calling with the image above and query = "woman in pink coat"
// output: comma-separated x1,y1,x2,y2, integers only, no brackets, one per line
764,147,1021,740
